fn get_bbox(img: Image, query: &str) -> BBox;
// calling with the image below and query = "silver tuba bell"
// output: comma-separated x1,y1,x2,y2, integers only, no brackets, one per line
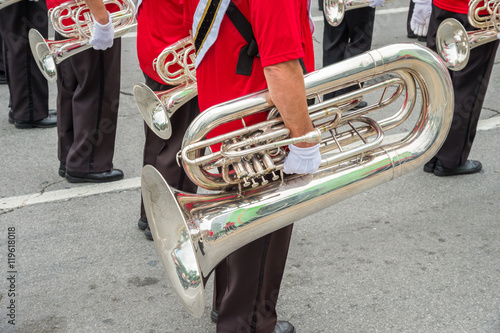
133,36,198,140
436,0,500,71
29,0,137,82
141,43,454,317
0,0,23,10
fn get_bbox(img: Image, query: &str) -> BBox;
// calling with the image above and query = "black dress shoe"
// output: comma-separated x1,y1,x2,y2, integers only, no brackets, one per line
9,108,57,125
65,168,124,183
0,71,6,84
418,35,427,42
14,113,57,129
423,158,437,173
433,160,482,177
209,312,293,333
8,108,14,124
138,217,148,230
210,310,218,323
353,101,368,109
144,227,153,241
59,162,66,178
273,321,296,333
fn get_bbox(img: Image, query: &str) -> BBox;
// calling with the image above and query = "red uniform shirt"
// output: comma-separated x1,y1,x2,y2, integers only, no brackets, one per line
433,0,469,14
136,0,190,84
46,0,67,9
184,0,314,150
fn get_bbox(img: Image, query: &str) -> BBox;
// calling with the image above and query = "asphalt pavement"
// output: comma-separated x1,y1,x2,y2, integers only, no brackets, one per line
1,1,499,332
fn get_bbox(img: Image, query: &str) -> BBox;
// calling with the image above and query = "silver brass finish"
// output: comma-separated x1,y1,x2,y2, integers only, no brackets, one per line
28,0,137,82
142,43,454,318
323,0,394,27
436,0,500,71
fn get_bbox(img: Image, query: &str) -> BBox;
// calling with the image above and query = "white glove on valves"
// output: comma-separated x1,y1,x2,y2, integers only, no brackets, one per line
283,144,321,175
89,11,114,50
411,0,432,37
369,0,385,8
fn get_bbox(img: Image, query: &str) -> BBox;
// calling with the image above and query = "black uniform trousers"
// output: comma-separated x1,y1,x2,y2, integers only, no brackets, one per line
0,33,5,74
427,5,499,168
139,74,199,219
215,224,294,333
55,32,121,174
407,0,415,36
322,7,375,98
0,0,49,121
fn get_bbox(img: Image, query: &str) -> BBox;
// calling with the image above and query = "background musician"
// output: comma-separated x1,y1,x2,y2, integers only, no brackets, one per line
412,0,499,176
183,0,320,332
0,0,57,128
48,0,124,182
135,0,199,240
319,0,384,107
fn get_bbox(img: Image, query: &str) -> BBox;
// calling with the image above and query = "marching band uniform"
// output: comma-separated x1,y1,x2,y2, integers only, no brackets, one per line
0,0,56,127
135,0,199,239
415,0,499,176
184,0,316,332
47,0,124,182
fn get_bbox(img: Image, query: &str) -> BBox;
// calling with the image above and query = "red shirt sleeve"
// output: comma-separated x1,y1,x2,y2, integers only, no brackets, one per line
249,0,306,68
433,0,469,14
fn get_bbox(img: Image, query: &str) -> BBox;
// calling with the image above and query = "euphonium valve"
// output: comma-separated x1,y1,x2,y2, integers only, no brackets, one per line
142,43,454,317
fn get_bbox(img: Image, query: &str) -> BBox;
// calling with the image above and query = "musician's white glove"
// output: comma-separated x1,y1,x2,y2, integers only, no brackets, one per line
369,0,385,8
283,144,321,174
411,0,432,36
89,11,114,50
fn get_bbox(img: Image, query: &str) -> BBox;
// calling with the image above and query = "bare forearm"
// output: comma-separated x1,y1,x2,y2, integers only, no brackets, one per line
264,59,314,148
84,0,109,25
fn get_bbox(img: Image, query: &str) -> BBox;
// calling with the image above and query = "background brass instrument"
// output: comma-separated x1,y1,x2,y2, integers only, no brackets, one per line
153,36,196,85
141,43,454,317
28,0,136,82
133,36,197,140
323,0,393,27
436,0,500,71
0,0,23,10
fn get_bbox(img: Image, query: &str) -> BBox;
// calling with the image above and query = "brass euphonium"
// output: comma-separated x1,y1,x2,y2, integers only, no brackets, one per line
0,0,23,10
436,0,500,71
323,0,393,27
141,43,454,317
133,36,197,140
28,0,137,82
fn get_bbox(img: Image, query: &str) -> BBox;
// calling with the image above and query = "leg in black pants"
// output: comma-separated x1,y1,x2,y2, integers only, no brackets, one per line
139,74,199,237
215,225,294,333
0,33,6,84
56,33,122,178
322,7,375,98
0,0,52,125
426,5,498,171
